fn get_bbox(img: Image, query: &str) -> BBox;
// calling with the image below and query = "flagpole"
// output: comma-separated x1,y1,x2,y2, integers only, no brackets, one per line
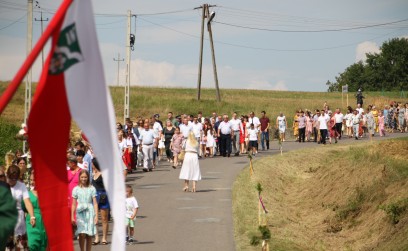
0,0,73,115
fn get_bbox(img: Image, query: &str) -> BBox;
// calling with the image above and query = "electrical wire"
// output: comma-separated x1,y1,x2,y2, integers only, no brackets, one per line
0,13,26,31
136,8,195,16
213,18,408,33
138,17,406,52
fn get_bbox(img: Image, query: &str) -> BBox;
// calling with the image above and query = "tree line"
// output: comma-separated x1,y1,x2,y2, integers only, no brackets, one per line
326,37,408,92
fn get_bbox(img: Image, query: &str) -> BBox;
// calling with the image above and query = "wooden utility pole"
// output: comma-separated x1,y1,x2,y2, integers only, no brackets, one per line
206,6,221,102
196,4,206,101
195,4,221,102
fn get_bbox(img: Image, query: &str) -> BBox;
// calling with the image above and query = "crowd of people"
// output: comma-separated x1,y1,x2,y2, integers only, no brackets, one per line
117,101,408,172
1,100,407,250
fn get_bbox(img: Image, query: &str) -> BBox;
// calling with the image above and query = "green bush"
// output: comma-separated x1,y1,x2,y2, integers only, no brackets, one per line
380,199,408,224
0,119,22,166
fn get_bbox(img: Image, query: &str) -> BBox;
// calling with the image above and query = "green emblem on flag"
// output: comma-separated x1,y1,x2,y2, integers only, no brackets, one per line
49,23,83,75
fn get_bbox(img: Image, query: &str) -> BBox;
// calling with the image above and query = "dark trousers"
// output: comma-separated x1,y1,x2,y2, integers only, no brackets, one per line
320,129,327,144
220,134,232,156
335,123,342,138
313,127,318,142
298,127,306,142
164,139,173,159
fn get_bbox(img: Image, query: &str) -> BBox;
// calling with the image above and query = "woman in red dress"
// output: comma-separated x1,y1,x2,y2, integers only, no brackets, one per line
328,111,338,144
240,116,248,154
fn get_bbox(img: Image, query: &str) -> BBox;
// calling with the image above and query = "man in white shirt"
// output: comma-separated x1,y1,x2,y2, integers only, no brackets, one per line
139,123,158,172
351,109,361,140
230,112,243,156
152,116,163,138
179,118,193,139
334,108,344,139
318,109,329,145
248,111,261,129
356,103,364,115
312,110,320,142
217,115,233,157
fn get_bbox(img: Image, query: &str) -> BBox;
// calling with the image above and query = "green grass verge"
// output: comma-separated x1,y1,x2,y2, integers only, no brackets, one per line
233,138,408,251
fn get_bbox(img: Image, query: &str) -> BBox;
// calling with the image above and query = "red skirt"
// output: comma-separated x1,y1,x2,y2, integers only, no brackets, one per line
122,148,134,171
240,130,245,144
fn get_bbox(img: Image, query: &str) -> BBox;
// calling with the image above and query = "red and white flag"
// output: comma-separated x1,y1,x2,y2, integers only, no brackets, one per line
26,0,125,250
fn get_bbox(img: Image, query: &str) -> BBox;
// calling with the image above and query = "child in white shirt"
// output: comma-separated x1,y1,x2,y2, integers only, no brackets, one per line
125,185,139,244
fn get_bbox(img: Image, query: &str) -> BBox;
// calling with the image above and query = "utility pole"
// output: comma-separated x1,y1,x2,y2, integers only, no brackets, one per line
195,4,221,102
124,10,131,124
113,53,124,86
34,1,48,67
23,0,33,152
195,4,206,101
206,5,221,102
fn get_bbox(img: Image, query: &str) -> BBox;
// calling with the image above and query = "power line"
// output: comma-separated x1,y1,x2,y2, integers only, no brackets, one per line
138,17,406,52
137,8,195,16
0,13,26,31
218,6,405,27
213,18,408,33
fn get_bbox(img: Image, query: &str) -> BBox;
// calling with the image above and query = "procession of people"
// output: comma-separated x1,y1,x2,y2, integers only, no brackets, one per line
1,98,408,250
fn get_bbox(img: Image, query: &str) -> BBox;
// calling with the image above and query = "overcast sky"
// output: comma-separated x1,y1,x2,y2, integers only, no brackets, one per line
0,0,407,91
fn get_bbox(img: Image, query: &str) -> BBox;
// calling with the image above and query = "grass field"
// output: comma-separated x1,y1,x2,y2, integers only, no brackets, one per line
233,138,408,251
1,81,404,128
0,81,405,164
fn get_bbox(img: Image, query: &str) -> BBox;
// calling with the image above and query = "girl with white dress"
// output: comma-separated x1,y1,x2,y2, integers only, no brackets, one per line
179,132,201,192
158,135,165,161
205,124,215,157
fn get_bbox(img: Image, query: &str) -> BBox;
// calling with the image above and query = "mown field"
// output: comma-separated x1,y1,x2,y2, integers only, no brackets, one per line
1,81,404,127
0,81,405,165
233,138,408,251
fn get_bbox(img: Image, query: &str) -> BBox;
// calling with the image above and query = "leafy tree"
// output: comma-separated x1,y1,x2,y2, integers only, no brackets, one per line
327,38,408,92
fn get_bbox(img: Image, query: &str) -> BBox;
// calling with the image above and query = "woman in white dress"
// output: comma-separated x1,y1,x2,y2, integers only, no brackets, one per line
179,132,201,192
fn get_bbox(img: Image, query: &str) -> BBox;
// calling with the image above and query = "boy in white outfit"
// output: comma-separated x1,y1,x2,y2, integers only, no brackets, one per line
125,185,139,244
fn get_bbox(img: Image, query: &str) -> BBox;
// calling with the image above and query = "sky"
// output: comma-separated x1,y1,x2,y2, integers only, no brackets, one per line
0,0,407,92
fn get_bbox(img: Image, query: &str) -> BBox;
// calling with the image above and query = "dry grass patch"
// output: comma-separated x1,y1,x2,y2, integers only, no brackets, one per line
233,138,408,251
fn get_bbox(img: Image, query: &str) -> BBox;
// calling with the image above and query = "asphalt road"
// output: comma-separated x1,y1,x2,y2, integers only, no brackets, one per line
75,133,407,251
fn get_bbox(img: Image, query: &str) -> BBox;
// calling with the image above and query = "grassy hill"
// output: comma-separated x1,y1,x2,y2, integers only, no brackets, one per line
0,81,404,164
0,81,404,127
233,138,408,251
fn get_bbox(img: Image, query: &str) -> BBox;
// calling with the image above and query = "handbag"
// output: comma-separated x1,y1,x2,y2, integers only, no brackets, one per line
178,150,185,160
99,193,107,204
